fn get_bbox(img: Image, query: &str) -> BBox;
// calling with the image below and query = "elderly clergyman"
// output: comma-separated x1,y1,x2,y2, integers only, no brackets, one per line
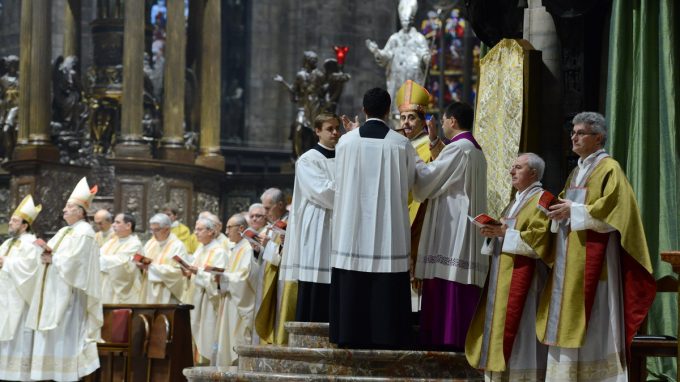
542,112,655,379
26,177,102,381
466,153,551,380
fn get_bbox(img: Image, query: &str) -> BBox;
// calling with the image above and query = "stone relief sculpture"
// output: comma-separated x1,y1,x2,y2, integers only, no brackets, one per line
274,51,350,158
0,55,19,161
366,0,431,116
51,55,94,166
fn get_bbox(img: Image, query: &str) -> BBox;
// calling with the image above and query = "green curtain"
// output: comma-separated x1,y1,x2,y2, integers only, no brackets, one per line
606,0,680,380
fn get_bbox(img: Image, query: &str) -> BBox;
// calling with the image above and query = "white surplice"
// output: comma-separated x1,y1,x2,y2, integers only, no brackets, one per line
280,147,335,283
412,136,488,286
189,240,228,363
142,233,188,304
331,128,418,273
100,234,143,304
216,238,257,366
26,220,102,381
0,233,40,381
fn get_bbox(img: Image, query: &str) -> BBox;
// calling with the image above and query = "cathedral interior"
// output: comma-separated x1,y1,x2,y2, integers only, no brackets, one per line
0,0,677,380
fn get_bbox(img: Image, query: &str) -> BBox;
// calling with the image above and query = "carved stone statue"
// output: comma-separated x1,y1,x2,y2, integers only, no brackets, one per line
320,58,351,114
366,0,431,116
51,55,93,166
0,55,19,161
274,51,325,158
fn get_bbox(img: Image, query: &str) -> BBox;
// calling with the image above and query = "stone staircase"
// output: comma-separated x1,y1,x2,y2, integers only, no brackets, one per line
183,322,483,381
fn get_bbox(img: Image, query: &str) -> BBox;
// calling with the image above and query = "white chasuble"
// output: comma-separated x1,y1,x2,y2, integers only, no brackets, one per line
0,233,40,380
412,138,488,286
189,240,228,363
100,234,143,304
216,238,257,366
142,233,188,304
26,220,103,381
280,148,335,283
332,129,418,273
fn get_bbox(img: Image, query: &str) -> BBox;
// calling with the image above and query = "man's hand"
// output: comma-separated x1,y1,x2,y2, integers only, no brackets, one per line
366,39,378,54
187,265,198,275
548,198,572,221
41,253,52,264
426,117,438,142
480,224,506,238
341,115,359,132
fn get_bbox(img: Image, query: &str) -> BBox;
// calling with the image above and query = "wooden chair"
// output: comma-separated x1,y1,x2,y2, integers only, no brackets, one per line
98,308,133,381
629,275,678,381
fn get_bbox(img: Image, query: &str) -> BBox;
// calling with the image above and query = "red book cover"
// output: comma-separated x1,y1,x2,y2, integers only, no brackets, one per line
133,253,152,265
172,255,190,268
537,190,558,214
204,265,225,274
33,238,52,253
242,228,262,248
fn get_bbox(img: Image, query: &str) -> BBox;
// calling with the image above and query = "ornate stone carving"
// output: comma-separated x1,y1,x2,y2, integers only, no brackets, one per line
366,0,430,116
195,192,220,218
35,169,83,235
51,56,94,166
119,182,146,232
0,187,9,226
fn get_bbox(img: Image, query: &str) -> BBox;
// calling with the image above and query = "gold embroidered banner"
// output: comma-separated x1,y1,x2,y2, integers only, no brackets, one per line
474,39,533,218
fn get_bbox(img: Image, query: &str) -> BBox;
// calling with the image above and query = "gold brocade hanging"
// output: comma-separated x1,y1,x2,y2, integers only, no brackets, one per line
474,39,528,218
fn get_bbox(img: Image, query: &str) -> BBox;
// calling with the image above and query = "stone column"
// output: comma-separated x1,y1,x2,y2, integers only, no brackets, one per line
523,0,563,192
115,0,150,158
160,0,193,163
195,0,225,170
17,0,33,146
27,0,53,146
63,0,81,59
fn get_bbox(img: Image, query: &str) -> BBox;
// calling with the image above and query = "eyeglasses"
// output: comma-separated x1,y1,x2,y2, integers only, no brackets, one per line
250,214,265,219
570,130,597,138
149,227,166,233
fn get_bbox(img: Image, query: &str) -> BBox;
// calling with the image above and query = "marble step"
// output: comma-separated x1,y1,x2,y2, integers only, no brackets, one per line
285,322,335,348
237,345,482,380
184,366,480,381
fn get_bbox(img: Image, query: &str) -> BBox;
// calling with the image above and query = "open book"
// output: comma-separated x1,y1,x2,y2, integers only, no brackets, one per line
242,228,262,249
468,214,501,228
132,253,153,265
537,190,558,215
204,265,225,275
172,255,191,269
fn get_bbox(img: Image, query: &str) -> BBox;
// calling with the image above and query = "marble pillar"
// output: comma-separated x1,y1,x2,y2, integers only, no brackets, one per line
13,0,59,161
17,0,33,146
63,0,81,59
160,0,193,163
195,0,225,170
523,0,564,192
115,0,150,158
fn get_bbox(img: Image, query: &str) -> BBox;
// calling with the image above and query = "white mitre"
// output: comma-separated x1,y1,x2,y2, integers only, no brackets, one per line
68,177,98,209
13,194,42,225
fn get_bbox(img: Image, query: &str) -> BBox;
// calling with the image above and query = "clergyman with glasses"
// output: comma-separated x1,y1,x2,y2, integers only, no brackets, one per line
541,111,655,379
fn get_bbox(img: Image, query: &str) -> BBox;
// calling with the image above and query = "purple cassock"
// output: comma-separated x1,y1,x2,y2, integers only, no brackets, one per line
419,130,483,349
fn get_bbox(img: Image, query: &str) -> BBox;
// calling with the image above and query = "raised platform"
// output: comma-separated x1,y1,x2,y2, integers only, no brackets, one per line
184,322,483,381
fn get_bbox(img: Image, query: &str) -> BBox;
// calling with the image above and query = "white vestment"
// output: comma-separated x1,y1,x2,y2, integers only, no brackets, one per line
280,147,335,283
0,233,40,380
216,238,257,366
332,128,418,273
142,233,188,304
412,136,488,286
189,240,228,363
26,220,102,381
94,227,114,247
100,234,143,304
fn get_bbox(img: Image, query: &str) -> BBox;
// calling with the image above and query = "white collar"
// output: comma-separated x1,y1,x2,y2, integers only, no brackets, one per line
578,148,606,169
516,181,542,200
365,118,387,124
318,142,335,151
